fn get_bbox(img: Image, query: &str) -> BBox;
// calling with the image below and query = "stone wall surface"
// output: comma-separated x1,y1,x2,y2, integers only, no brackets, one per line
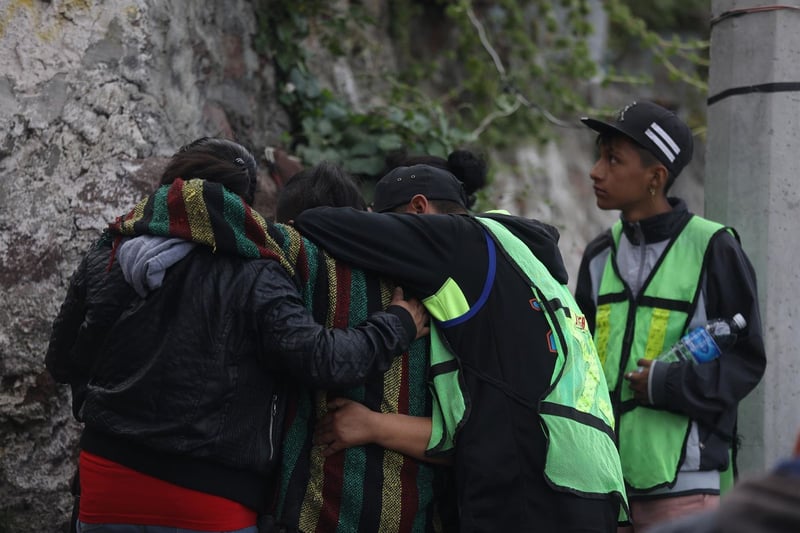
0,1,705,531
0,1,287,530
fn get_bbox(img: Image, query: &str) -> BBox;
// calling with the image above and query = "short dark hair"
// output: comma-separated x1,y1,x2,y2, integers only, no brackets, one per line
275,161,366,222
429,200,469,214
161,137,258,204
596,133,677,192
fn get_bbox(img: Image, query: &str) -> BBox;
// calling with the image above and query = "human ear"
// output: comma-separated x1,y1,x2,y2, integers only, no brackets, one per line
409,194,428,214
650,165,668,193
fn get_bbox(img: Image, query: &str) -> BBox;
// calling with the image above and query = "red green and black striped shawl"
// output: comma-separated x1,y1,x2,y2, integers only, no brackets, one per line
272,239,447,533
108,178,299,277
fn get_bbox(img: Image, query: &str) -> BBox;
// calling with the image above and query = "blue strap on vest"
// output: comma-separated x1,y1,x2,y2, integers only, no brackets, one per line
438,229,496,328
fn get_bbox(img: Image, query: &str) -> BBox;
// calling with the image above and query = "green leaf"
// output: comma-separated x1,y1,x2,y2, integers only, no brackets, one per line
377,133,404,151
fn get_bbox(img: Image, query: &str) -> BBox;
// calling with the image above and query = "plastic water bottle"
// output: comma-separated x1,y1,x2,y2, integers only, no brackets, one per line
655,313,747,365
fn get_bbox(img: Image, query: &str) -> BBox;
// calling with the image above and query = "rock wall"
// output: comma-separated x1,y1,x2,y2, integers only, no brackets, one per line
0,1,704,531
0,1,286,530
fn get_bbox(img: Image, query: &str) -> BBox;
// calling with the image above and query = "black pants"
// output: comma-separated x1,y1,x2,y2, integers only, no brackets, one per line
458,491,619,533
552,491,619,533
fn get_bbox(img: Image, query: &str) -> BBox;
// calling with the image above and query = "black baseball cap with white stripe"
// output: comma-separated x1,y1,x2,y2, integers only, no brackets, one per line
581,101,694,177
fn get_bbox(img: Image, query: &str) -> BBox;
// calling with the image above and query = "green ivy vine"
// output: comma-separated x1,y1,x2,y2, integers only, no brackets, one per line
254,0,709,180
254,0,468,177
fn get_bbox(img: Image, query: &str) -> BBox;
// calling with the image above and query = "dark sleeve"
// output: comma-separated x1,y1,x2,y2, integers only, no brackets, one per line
46,253,92,384
46,243,138,419
650,231,766,424
574,232,611,333
575,250,598,333
254,261,417,388
294,207,460,296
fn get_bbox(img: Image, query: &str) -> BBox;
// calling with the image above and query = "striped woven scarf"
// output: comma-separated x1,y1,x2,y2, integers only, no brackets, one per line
271,240,444,532
110,178,445,530
108,178,299,277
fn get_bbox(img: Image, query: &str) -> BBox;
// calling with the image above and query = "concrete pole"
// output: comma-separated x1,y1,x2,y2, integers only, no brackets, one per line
706,1,800,475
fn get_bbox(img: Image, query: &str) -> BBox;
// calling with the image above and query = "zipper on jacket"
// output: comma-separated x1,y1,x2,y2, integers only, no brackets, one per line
268,393,278,461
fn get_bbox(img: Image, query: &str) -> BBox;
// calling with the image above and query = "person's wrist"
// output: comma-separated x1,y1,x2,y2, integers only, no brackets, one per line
385,305,416,342
371,411,393,448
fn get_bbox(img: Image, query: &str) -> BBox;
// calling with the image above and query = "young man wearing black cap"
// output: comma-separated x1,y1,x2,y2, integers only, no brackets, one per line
295,164,628,532
576,101,766,531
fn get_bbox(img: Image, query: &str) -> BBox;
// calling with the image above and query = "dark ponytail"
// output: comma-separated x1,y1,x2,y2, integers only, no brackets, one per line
161,137,258,204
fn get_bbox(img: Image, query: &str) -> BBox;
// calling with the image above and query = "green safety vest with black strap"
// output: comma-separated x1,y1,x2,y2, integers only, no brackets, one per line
425,215,628,512
594,215,730,491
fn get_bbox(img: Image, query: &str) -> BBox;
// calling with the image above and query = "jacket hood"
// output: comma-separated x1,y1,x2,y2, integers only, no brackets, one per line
116,235,196,297
478,211,569,284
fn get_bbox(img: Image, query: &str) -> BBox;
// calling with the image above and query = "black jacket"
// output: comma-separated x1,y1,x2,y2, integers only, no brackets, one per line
45,237,416,511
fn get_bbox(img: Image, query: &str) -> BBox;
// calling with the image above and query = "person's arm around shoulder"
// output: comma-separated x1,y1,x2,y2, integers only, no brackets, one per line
256,261,429,388
294,207,459,291
314,397,451,465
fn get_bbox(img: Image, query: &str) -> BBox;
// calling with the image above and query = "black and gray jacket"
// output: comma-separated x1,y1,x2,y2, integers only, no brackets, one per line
575,198,766,498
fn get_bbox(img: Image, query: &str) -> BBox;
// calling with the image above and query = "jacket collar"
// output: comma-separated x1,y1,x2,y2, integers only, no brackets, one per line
620,198,692,245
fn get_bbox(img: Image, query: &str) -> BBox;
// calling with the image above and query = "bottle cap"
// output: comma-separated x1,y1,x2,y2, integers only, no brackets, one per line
732,313,747,331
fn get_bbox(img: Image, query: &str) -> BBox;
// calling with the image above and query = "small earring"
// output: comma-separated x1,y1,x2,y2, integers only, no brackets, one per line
649,187,656,197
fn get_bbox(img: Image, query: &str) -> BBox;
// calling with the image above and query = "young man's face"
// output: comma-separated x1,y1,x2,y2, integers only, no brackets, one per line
589,135,660,218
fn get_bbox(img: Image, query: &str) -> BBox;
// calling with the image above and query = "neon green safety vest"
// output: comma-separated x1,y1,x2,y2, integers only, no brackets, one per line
425,215,628,512
594,216,729,491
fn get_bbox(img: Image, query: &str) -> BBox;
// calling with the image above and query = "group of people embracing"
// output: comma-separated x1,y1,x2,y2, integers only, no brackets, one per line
47,100,770,533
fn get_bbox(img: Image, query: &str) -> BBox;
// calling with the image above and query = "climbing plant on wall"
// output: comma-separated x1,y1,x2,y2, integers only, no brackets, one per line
254,0,709,178
254,0,467,176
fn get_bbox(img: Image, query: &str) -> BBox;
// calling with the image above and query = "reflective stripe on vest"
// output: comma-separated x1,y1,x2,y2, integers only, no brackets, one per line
595,215,728,490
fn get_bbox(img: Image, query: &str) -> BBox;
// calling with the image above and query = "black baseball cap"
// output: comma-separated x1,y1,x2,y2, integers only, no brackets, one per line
581,101,694,177
371,164,468,213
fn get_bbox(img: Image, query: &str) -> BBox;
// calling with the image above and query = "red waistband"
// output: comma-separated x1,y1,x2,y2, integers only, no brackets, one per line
78,450,257,530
